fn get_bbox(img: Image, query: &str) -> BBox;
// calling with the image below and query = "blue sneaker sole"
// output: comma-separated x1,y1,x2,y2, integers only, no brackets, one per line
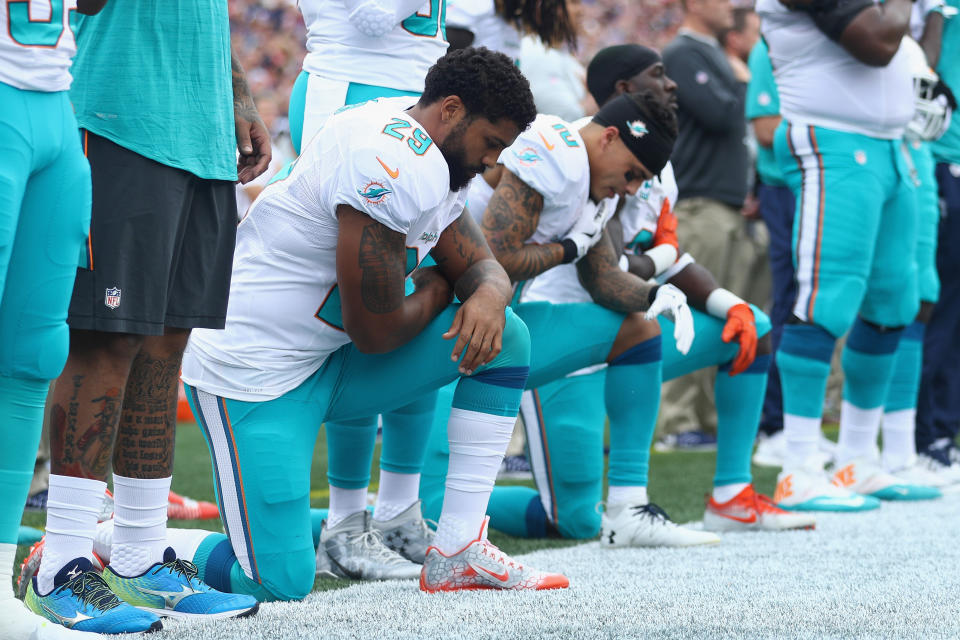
777,495,881,512
870,486,942,501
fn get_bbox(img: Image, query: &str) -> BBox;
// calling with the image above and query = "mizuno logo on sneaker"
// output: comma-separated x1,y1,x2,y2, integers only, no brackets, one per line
40,603,93,628
140,584,197,608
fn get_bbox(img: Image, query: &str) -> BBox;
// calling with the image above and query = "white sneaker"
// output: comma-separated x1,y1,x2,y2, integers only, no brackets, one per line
917,453,960,494
753,431,834,469
0,596,106,640
831,457,941,501
600,502,720,547
704,485,816,532
371,500,435,564
420,517,568,592
774,462,880,512
315,510,421,580
889,459,951,488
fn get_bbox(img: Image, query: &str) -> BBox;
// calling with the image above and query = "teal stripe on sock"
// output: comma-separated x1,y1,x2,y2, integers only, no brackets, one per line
885,329,923,412
776,350,832,418
487,485,543,538
0,376,49,543
605,342,661,487
714,370,767,486
842,346,899,409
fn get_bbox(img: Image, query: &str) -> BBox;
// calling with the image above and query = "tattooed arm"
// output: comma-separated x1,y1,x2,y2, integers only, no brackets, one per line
576,227,657,313
480,169,564,283
336,205,452,354
232,52,272,184
431,210,513,373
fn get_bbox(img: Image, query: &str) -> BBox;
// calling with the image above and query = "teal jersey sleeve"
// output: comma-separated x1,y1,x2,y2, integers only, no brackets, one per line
69,1,236,181
931,0,960,164
746,40,780,121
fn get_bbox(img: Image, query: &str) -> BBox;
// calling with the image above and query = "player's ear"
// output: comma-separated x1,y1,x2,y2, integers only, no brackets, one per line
439,95,466,123
600,125,619,150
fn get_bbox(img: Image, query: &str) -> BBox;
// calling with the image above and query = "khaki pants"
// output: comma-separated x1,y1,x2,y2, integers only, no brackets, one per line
657,197,772,437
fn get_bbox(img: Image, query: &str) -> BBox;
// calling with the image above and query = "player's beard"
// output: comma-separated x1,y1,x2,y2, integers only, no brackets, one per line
438,119,482,192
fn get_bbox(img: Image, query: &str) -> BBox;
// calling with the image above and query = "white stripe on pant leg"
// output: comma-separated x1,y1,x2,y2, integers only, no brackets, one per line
195,389,254,580
789,125,822,322
519,390,554,524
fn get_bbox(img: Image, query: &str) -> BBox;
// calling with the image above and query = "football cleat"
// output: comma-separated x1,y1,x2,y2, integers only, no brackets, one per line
316,510,421,580
704,485,816,532
24,557,162,634
831,458,941,501
752,431,835,469
916,451,960,493
17,539,106,601
102,547,258,620
774,464,880,511
371,500,435,564
600,502,720,547
0,594,109,640
654,430,717,452
419,517,568,592
167,491,220,520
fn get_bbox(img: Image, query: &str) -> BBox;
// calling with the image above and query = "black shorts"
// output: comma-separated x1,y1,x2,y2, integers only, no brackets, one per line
69,130,238,335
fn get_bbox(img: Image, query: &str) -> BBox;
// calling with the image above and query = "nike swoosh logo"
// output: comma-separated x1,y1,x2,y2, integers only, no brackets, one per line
377,156,399,179
715,511,758,524
140,584,196,608
40,603,93,628
890,487,909,496
537,132,555,150
469,562,510,583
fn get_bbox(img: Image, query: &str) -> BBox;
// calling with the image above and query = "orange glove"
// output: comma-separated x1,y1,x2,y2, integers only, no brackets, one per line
721,303,757,376
652,199,679,249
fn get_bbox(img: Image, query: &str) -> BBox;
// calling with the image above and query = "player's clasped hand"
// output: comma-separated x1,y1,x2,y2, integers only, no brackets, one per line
721,303,758,376
644,283,695,355
443,285,507,375
564,198,616,260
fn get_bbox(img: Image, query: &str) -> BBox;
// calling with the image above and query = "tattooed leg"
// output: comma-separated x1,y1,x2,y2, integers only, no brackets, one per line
50,329,144,481
112,329,190,479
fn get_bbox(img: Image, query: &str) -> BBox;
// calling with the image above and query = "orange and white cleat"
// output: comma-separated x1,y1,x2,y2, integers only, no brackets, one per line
704,484,816,532
167,491,220,520
419,517,569,592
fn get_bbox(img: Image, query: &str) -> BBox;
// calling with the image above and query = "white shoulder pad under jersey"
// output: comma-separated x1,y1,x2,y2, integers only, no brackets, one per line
500,114,591,245
0,0,79,91
619,161,678,254
182,97,464,402
301,0,448,93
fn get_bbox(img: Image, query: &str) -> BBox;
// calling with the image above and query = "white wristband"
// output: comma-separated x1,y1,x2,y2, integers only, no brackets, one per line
705,288,746,319
645,244,678,277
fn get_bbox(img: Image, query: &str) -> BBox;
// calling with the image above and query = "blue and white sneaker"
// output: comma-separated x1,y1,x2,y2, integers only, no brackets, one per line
24,557,162,634
831,458,942,501
774,465,880,512
102,547,259,620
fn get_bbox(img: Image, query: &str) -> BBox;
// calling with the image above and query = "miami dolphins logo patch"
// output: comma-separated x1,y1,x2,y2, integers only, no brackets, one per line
512,147,542,167
628,120,648,138
358,180,392,204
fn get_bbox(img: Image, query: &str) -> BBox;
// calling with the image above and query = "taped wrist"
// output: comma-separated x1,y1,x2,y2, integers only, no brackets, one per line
560,238,579,264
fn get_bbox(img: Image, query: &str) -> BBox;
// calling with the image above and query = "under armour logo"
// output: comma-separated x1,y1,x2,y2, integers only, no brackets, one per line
607,530,616,544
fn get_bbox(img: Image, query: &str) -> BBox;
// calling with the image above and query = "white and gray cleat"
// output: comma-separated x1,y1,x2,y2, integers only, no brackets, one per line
315,510,421,580
600,502,721,548
371,500,435,564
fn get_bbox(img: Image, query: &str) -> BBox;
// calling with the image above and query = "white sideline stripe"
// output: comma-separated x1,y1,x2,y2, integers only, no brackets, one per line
195,389,254,580
520,389,553,523
789,125,822,323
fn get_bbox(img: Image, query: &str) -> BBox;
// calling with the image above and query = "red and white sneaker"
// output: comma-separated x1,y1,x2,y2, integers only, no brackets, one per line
167,491,220,520
419,517,569,592
704,485,816,532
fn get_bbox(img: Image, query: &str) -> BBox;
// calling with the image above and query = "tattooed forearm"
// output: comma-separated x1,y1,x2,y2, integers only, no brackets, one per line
577,229,655,313
454,259,512,303
113,344,184,478
480,172,563,282
51,375,122,480
358,222,406,313
231,53,260,123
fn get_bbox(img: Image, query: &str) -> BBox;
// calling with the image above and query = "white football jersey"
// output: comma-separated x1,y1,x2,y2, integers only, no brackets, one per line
300,0,448,93
447,0,521,61
0,0,78,92
619,162,678,255
757,0,913,139
182,97,465,401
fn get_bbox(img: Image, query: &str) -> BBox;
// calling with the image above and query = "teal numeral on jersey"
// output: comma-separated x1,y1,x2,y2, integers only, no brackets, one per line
401,0,445,38
8,0,66,47
408,128,433,155
552,124,580,148
382,118,411,140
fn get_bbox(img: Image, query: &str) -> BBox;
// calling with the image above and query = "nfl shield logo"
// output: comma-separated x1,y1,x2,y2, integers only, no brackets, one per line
105,287,121,309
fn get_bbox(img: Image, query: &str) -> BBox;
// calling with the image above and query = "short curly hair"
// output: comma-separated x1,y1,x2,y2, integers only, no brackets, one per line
421,47,537,131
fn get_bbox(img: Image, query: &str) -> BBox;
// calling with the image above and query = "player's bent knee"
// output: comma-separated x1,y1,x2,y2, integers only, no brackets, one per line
256,549,317,602
621,312,661,345
557,505,601,540
489,308,531,369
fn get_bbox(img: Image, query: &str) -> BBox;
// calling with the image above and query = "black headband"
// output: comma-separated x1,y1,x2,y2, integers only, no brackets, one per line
586,44,662,106
592,93,675,177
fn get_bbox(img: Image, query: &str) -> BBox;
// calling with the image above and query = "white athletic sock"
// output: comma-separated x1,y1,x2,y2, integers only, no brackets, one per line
835,400,882,466
0,543,15,602
606,485,647,508
881,408,917,471
327,487,367,528
109,474,170,577
38,475,107,594
373,470,420,522
712,482,750,504
783,415,823,471
435,408,514,554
